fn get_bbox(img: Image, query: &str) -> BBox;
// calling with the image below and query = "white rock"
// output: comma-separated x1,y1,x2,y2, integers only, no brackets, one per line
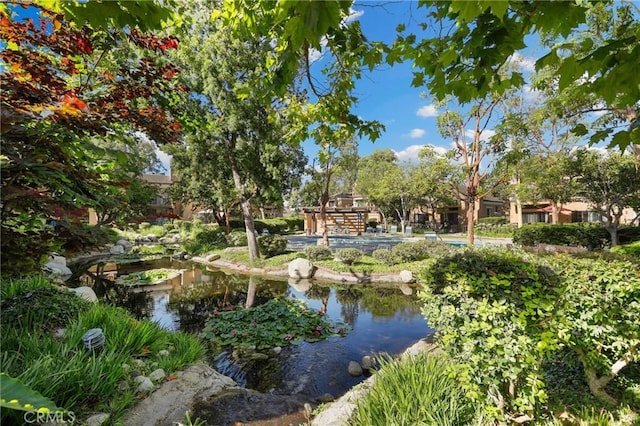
347,361,363,377
361,355,375,370
399,283,413,296
109,245,125,255
134,376,155,393
49,254,67,266
70,286,98,303
149,368,166,382
116,239,132,249
84,413,110,426
133,359,146,367
157,349,170,357
43,261,72,278
288,258,315,279
399,270,414,283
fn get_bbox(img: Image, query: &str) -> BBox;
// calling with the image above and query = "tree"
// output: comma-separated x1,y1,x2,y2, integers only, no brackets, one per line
413,146,461,230
574,149,640,246
0,4,182,274
167,4,306,260
437,99,504,245
394,0,639,150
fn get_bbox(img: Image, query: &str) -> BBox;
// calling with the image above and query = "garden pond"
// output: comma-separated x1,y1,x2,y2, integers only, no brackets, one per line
72,258,432,402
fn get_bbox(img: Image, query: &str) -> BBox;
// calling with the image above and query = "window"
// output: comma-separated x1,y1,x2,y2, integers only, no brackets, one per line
523,212,548,224
571,211,601,223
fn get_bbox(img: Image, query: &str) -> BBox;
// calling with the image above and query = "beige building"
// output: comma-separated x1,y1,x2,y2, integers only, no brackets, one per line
509,199,638,225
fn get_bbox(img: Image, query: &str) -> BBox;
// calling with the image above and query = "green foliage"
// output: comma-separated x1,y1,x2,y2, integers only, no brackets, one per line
303,245,333,261
548,255,640,401
139,222,151,230
1,294,204,423
618,227,640,245
0,373,60,413
418,248,564,420
0,275,50,300
392,240,456,263
201,298,348,351
254,217,304,234
138,225,167,238
119,268,181,286
371,249,397,266
478,216,508,225
0,286,90,332
335,248,363,265
183,228,227,255
256,235,288,258
513,223,610,249
349,353,475,426
226,230,248,247
475,223,517,238
131,244,167,256
610,241,640,256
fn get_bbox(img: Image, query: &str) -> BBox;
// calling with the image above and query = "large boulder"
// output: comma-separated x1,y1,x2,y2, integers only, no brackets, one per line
49,253,67,266
288,277,312,292
70,286,98,303
288,258,315,279
116,239,133,250
43,261,72,280
399,270,414,283
347,361,363,377
109,245,125,255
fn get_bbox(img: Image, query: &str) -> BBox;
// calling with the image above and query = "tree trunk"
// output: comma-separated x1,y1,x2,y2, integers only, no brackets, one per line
516,198,523,228
320,192,330,247
467,196,475,246
227,135,260,260
551,202,560,224
259,207,266,220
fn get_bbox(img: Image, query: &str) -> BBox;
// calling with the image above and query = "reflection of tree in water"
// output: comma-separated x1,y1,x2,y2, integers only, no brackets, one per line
358,287,422,320
334,286,364,327
304,284,331,313
167,273,289,333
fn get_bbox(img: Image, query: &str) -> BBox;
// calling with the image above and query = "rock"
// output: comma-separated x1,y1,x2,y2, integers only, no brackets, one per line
43,261,72,278
70,286,98,303
361,355,375,370
134,376,155,393
399,270,414,283
205,253,221,262
122,363,130,371
318,393,335,403
173,251,187,260
272,346,282,355
288,277,312,292
288,258,315,279
133,359,146,368
84,413,110,426
109,245,125,255
49,253,67,266
116,239,132,250
399,283,413,296
146,235,158,242
149,369,166,382
347,361,363,377
158,349,170,357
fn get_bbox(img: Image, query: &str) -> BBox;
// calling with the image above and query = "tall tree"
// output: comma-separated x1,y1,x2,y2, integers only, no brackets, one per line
574,149,640,246
437,99,503,245
168,3,306,260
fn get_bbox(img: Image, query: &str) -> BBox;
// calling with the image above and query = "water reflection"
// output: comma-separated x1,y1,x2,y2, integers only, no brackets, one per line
76,260,432,398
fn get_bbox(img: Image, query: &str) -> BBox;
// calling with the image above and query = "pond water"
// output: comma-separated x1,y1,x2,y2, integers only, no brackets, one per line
75,259,432,399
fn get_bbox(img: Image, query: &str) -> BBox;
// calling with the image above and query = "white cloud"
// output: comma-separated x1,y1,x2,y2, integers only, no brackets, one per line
416,104,439,118
308,36,329,63
342,7,364,25
509,52,536,72
395,144,447,163
156,149,172,175
407,128,426,139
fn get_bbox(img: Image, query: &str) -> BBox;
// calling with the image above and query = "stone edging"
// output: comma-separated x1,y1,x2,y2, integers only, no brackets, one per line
191,256,408,284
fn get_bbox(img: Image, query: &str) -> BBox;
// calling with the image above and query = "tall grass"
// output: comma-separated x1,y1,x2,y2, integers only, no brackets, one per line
349,352,474,426
0,280,206,424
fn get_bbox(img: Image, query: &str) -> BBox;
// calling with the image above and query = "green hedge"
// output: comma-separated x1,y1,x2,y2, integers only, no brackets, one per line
303,245,333,261
391,240,456,263
257,235,288,258
335,248,363,265
512,223,610,249
477,216,508,225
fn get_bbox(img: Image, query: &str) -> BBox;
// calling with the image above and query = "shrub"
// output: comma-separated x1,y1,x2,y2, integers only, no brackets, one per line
183,228,226,255
547,255,640,405
335,248,363,265
418,248,563,421
513,223,609,249
139,224,167,238
303,245,333,261
350,353,475,426
138,222,151,230
610,240,640,256
478,216,508,225
618,226,640,245
257,235,288,258
392,240,455,262
372,249,397,266
131,244,167,256
226,230,248,247
1,286,90,331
